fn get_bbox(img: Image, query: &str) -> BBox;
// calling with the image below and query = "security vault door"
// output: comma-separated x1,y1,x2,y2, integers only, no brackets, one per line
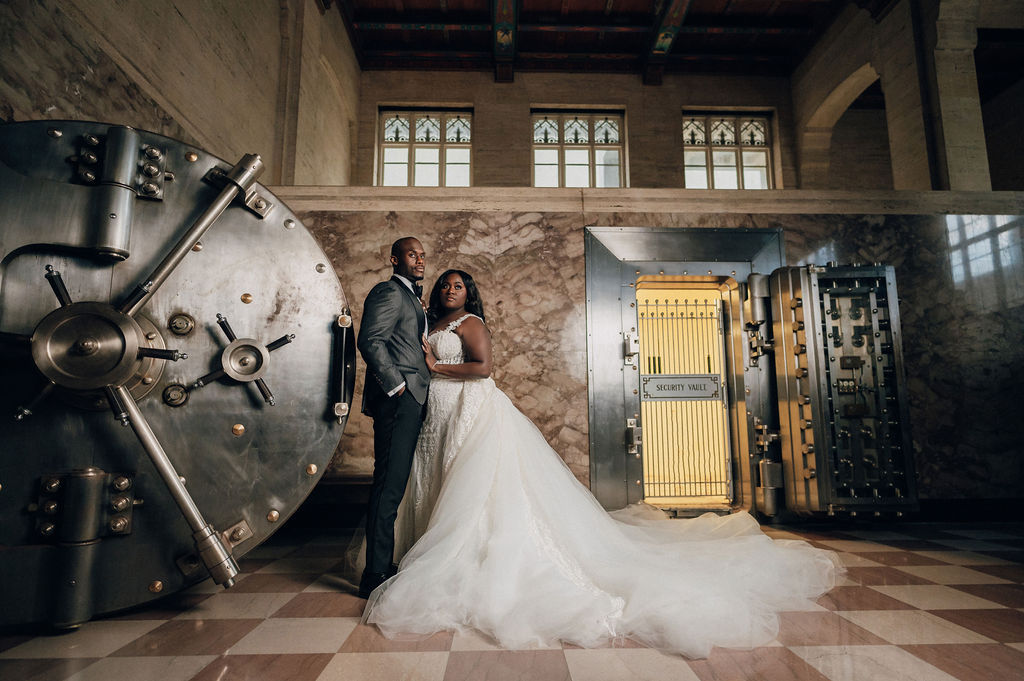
586,227,917,518
635,280,732,506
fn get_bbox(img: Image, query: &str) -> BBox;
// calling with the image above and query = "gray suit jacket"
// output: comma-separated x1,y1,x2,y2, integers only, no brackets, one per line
357,277,430,415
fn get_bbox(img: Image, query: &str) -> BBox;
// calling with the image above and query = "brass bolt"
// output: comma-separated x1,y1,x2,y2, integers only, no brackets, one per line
306,464,318,476
240,293,253,304
148,580,163,593
232,424,245,437
267,509,280,523
185,151,198,162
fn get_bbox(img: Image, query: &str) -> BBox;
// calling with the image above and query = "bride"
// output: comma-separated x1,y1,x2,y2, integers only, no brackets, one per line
364,269,839,658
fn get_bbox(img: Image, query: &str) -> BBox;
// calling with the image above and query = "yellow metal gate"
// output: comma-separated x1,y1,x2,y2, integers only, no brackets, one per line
636,283,732,506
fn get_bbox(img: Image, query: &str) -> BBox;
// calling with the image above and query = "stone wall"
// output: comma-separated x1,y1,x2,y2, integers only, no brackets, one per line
278,187,1024,501
828,109,894,190
0,0,359,185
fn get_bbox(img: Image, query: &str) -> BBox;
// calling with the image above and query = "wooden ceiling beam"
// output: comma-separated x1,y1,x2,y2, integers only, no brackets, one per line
644,0,694,85
492,0,518,82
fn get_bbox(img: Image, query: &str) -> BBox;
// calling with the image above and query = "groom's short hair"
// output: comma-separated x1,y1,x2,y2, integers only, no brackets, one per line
391,237,416,260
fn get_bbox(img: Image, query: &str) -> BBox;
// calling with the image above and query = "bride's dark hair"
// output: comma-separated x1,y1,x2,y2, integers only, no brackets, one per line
427,269,486,323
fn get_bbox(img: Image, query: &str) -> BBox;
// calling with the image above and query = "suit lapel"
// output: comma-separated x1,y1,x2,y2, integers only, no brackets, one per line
392,276,426,335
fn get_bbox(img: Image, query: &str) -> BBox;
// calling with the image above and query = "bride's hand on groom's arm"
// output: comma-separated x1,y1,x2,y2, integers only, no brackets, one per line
422,338,439,372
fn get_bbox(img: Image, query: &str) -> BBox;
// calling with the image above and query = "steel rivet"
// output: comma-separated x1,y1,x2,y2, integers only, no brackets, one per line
284,219,296,230
240,293,253,304
142,376,154,385
306,464,318,476
315,263,327,273
149,580,163,593
232,424,245,437
47,128,62,138
267,509,280,523
192,241,203,252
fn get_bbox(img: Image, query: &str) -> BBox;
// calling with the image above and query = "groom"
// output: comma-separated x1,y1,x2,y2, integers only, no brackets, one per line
356,236,430,598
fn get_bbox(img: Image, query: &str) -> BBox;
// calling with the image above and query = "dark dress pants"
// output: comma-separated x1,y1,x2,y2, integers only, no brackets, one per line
364,389,425,576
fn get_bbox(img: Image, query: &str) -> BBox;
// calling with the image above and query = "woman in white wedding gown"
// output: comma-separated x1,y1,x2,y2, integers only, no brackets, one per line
364,269,839,659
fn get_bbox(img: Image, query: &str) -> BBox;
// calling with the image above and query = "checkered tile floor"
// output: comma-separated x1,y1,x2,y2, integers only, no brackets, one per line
2,520,1023,681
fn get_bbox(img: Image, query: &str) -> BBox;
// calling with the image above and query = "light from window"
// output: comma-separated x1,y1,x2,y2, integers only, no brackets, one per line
683,113,772,189
378,110,472,187
945,214,1024,309
532,112,624,188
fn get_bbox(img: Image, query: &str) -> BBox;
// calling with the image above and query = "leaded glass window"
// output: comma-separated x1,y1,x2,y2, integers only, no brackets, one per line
534,117,558,144
682,118,705,145
384,115,410,143
710,119,735,146
594,117,620,144
531,112,625,188
564,117,589,144
415,115,441,143
682,113,772,190
446,115,471,143
378,109,472,187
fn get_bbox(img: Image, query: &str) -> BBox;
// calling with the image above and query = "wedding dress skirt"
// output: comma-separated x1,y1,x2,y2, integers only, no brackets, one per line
364,316,839,658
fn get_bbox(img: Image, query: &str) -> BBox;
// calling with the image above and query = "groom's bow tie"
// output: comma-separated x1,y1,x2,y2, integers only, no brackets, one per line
413,282,423,298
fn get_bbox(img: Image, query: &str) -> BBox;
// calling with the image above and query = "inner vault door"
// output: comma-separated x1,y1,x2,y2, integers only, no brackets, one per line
635,284,732,506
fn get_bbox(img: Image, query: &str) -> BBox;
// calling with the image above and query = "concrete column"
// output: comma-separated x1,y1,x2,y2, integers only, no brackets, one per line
932,0,991,189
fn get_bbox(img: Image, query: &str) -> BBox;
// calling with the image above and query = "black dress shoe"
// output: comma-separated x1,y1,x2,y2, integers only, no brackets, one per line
358,570,388,599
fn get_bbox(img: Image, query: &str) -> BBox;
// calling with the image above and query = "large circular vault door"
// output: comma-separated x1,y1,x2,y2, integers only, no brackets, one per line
0,121,355,627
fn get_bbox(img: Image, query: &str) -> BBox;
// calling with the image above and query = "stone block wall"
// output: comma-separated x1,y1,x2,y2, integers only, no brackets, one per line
0,0,359,186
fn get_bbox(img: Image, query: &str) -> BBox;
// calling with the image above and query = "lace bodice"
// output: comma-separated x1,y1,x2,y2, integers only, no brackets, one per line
426,313,478,365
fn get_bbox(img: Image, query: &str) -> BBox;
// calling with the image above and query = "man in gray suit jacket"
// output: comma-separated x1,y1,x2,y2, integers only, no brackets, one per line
356,236,430,598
